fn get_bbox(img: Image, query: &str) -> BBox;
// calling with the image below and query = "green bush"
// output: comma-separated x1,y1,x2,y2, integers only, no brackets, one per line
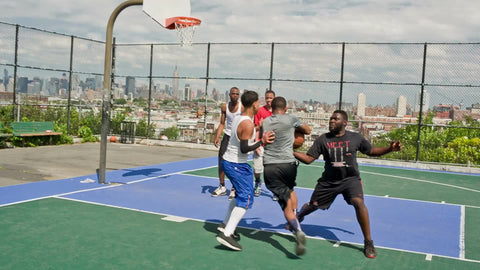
78,126,98,143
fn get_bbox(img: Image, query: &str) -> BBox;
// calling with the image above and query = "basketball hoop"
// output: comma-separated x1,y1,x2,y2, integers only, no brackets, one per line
165,16,201,47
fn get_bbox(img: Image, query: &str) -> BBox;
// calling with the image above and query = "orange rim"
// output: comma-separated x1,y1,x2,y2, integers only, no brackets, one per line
165,16,201,29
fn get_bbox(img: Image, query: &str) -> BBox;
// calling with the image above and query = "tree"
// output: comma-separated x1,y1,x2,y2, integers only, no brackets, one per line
135,118,156,138
162,126,180,140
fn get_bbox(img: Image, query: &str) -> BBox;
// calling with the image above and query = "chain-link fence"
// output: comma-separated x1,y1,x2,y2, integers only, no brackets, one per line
1,22,479,166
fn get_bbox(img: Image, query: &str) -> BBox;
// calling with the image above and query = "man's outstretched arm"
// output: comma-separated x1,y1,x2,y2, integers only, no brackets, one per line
294,151,316,164
367,140,402,157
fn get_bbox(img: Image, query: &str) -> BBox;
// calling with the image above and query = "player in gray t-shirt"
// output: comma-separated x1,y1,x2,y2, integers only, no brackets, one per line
262,96,311,256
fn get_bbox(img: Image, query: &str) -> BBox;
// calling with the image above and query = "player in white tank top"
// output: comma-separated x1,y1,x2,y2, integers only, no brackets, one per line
216,90,275,251
222,115,255,163
224,102,242,136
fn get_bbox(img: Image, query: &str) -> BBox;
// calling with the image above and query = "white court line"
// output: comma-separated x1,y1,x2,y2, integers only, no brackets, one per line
460,205,466,259
52,197,480,264
307,164,480,193
0,184,118,208
0,163,218,208
362,170,479,193
162,216,189,222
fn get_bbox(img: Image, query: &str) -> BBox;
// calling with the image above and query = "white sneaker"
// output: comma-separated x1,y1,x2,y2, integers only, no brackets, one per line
212,185,227,196
228,188,236,200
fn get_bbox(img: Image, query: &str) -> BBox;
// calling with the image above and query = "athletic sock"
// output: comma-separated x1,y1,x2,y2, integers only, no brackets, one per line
224,206,247,237
287,218,302,233
223,199,236,224
298,203,317,221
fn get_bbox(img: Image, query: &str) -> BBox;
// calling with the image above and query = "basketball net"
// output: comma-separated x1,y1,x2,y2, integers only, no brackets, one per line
173,17,201,47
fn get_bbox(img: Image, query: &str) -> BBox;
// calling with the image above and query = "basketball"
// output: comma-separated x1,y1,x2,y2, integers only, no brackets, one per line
293,130,304,149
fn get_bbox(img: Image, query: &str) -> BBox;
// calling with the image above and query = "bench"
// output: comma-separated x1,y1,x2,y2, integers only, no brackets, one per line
10,122,63,146
12,122,62,137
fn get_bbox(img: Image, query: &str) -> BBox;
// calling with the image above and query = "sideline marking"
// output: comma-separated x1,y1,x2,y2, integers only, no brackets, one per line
53,197,480,264
460,205,465,259
162,216,189,222
308,164,480,193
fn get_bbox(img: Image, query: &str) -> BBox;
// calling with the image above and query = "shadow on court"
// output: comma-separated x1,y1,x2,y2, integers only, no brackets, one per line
204,219,300,259
122,168,163,177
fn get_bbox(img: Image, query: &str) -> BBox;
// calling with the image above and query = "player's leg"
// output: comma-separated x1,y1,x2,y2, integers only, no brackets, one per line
216,161,254,251
252,147,264,197
343,178,376,258
297,179,337,222
265,162,306,256
212,135,229,196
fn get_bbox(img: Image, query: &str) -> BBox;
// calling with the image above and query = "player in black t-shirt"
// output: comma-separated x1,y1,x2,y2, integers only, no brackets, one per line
294,110,402,259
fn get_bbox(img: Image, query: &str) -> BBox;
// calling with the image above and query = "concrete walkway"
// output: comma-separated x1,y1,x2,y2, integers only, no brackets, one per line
0,141,218,187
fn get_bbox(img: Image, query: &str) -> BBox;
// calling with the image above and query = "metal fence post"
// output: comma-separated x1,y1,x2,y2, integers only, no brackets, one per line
338,42,345,110
147,43,153,139
67,36,74,135
12,24,19,122
416,43,428,162
203,42,211,143
269,43,274,91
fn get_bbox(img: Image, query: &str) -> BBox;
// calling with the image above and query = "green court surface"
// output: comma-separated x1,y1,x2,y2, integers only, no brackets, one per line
0,162,479,269
0,198,478,270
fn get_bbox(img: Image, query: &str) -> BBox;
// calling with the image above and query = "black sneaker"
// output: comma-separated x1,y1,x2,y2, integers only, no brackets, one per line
217,223,240,241
295,230,306,256
216,231,242,251
364,240,377,259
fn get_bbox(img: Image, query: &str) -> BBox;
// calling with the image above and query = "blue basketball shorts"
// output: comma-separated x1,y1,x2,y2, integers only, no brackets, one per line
221,160,254,209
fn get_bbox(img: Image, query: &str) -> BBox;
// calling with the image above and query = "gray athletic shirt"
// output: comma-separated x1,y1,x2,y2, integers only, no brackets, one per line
263,114,303,164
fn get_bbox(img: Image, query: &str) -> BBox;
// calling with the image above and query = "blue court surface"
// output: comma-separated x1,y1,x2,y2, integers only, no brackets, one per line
0,157,466,259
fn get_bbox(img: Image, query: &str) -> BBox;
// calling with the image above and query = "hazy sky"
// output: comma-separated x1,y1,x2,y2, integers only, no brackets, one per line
1,0,479,43
1,0,479,105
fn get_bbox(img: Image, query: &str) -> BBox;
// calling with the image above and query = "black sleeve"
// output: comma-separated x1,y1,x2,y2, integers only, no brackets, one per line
240,140,262,153
306,136,324,159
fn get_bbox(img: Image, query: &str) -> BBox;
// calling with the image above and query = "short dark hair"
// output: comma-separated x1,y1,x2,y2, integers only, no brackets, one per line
265,90,275,96
241,90,259,108
230,87,239,93
271,96,287,111
333,109,348,121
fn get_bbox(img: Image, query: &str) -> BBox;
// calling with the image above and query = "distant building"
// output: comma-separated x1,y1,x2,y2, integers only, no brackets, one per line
433,104,458,119
415,91,430,112
184,84,191,101
470,103,480,114
126,76,135,96
357,93,366,117
17,77,28,93
396,95,407,117
172,66,179,98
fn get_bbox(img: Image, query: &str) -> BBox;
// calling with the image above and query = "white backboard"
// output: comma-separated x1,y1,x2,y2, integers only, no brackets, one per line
143,0,191,29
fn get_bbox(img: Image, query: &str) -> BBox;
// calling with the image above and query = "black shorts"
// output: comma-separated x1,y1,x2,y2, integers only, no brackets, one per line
218,135,230,160
310,176,364,210
264,162,298,210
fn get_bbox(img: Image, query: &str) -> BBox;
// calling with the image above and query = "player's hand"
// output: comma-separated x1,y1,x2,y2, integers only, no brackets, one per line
390,140,402,151
262,131,275,144
214,138,220,148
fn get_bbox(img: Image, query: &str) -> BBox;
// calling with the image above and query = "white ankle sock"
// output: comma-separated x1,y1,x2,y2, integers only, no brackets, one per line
224,206,246,236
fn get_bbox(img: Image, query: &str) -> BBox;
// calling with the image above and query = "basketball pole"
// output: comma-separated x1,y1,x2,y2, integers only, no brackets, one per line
99,0,143,184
